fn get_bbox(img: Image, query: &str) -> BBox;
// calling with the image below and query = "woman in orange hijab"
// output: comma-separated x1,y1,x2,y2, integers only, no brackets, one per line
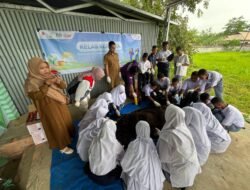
24,57,74,154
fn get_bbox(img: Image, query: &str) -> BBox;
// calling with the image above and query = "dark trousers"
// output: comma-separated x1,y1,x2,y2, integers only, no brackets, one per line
84,162,122,186
138,72,153,90
157,62,169,77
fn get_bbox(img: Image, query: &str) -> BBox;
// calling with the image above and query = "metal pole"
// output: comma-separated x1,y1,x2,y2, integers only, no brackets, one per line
163,7,172,41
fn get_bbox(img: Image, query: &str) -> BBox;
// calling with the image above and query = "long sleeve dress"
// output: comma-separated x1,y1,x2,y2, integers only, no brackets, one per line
28,81,73,149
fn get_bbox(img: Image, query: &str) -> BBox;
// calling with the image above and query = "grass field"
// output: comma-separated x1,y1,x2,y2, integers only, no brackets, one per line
187,51,250,116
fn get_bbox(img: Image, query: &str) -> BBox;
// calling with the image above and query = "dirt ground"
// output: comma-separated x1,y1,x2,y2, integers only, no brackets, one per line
164,123,250,190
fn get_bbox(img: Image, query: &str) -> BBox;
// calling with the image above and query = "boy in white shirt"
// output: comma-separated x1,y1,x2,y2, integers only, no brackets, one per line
156,41,173,77
211,97,245,132
138,53,154,90
142,81,161,107
198,69,223,99
174,46,190,80
156,72,170,91
168,77,182,105
180,71,202,96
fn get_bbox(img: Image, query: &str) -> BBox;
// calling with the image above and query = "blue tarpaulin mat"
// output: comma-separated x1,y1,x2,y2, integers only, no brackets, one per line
50,101,151,190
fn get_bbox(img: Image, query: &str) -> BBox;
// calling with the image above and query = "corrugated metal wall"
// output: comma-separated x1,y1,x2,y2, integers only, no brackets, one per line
0,7,159,115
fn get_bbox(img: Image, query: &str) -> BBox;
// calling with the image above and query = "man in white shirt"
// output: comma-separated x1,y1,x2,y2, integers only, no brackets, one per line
211,97,245,132
198,69,223,99
156,41,172,77
174,46,190,80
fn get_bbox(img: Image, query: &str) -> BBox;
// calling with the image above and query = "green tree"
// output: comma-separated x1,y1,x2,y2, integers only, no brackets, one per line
120,0,209,57
223,16,250,35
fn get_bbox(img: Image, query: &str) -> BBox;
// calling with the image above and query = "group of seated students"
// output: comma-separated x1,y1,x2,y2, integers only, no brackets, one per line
75,74,244,189
74,44,245,189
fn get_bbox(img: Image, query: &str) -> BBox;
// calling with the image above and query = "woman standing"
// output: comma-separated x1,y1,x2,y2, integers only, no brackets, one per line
24,57,74,154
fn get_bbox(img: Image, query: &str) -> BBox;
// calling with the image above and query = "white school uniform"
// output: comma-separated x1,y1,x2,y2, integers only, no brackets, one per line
157,104,201,188
111,85,127,107
183,107,211,166
192,102,231,153
78,99,109,132
77,118,107,161
138,60,151,74
156,50,172,63
89,119,124,176
203,71,222,88
221,105,244,128
175,54,190,77
182,78,203,93
121,121,165,190
142,84,153,97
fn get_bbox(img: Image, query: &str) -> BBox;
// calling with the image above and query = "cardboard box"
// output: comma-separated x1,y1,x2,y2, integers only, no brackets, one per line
26,111,47,145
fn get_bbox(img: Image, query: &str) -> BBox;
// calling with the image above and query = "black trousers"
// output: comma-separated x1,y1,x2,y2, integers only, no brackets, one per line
84,162,122,186
157,62,169,77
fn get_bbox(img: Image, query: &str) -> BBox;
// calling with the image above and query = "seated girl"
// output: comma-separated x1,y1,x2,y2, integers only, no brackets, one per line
121,121,165,190
85,119,124,185
77,118,107,161
96,92,120,119
192,102,231,153
78,99,109,132
110,84,127,110
183,107,211,166
157,104,201,190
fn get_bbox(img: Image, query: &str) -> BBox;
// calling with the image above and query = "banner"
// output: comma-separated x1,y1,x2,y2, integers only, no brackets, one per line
37,30,141,74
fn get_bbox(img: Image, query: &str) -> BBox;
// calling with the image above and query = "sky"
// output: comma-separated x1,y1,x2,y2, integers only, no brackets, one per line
179,0,250,33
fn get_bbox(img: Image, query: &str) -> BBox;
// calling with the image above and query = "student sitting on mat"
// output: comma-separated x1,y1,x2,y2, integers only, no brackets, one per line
86,119,124,186
138,53,154,90
192,102,231,153
121,121,165,190
110,84,127,111
77,118,107,161
78,99,109,132
198,69,223,99
120,60,139,98
96,92,120,119
142,81,161,107
183,107,211,166
168,77,182,105
157,104,201,190
211,97,245,132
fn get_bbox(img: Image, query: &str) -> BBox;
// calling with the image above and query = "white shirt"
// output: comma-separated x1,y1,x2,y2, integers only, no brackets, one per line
222,105,244,128
138,60,151,74
203,71,223,88
157,77,170,90
175,54,190,76
142,84,153,97
182,78,202,93
156,50,172,63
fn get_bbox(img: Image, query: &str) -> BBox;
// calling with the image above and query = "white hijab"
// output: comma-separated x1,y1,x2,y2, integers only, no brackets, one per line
89,119,124,176
192,103,231,141
121,121,165,190
111,85,127,107
77,118,107,161
78,99,109,132
183,106,211,166
96,92,113,104
192,102,231,153
157,104,201,188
